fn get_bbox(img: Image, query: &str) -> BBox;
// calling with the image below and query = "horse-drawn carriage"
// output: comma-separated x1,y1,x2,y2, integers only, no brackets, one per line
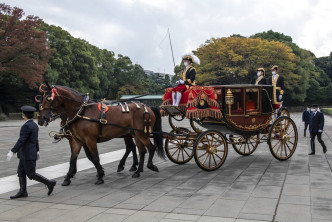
36,82,297,186
160,84,298,171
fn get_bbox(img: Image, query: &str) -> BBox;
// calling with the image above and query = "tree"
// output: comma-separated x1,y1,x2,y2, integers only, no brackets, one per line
0,4,51,87
196,36,303,102
251,30,332,104
0,4,51,113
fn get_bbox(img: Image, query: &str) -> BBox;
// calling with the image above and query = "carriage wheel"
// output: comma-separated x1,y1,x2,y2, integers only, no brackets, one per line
193,130,228,171
230,134,260,156
165,128,194,164
268,116,298,160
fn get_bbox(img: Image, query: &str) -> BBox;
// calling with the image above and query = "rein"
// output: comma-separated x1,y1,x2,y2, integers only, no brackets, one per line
45,86,181,142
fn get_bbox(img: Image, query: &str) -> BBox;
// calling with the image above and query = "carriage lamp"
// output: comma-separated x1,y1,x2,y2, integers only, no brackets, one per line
225,89,234,116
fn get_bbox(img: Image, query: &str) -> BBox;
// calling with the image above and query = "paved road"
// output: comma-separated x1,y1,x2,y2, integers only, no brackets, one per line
0,113,331,221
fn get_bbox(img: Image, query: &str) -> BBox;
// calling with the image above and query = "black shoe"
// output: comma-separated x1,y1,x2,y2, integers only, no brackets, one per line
323,148,327,154
308,152,315,155
33,173,56,195
10,177,28,199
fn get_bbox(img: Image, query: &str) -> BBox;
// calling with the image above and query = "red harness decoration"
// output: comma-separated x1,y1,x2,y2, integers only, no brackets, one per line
97,103,110,112
51,88,57,100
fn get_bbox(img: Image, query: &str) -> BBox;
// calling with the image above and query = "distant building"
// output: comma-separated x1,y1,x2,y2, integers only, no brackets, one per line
144,70,173,79
120,94,163,107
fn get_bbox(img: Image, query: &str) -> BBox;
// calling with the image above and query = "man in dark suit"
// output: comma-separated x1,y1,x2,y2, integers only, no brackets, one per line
302,105,311,137
255,68,267,85
308,104,327,155
6,105,56,199
267,65,284,110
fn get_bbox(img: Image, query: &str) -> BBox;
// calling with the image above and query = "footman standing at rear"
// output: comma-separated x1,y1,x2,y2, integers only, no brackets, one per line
6,105,56,199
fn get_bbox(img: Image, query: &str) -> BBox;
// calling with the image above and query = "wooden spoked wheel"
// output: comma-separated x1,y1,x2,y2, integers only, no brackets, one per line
165,128,194,164
268,116,298,160
193,130,228,171
230,134,260,156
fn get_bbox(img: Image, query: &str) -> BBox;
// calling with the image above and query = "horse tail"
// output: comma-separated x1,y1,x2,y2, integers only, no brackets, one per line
151,107,165,159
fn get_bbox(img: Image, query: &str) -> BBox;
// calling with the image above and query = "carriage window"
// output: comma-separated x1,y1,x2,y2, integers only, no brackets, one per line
230,89,244,114
245,88,259,112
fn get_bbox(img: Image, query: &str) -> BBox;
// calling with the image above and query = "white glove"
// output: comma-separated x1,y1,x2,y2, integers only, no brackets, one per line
318,129,323,133
37,152,40,160
279,95,283,101
175,80,179,84
6,151,13,161
179,80,185,84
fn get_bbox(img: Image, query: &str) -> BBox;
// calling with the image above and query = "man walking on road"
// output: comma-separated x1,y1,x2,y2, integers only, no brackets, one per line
6,105,56,199
302,105,311,137
308,104,327,155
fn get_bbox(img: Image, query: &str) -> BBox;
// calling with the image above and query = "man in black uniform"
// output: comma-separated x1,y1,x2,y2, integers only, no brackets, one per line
302,105,311,137
255,68,267,85
267,65,284,110
7,105,56,199
171,53,199,106
308,104,327,155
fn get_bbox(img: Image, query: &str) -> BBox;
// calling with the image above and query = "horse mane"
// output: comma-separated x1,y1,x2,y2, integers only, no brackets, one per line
55,85,85,97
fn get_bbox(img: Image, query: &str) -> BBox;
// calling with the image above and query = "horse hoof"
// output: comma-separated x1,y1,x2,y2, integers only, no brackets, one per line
132,172,140,178
117,166,125,172
147,165,159,172
95,179,104,185
129,165,137,172
61,180,71,186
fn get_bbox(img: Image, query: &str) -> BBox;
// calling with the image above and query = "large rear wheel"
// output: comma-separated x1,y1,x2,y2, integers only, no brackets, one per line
268,116,298,160
193,130,228,171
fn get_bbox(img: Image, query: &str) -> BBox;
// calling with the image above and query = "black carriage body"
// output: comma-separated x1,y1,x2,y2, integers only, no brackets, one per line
196,84,274,136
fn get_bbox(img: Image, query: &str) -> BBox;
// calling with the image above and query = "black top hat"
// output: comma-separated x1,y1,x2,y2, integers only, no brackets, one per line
21,105,36,114
312,104,319,108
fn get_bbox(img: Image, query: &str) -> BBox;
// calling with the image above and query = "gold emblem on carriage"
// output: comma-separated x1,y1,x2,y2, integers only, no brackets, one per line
252,118,255,123
199,99,205,106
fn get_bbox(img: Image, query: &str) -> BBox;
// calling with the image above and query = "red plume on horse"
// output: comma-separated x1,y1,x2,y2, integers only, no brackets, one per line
37,82,165,186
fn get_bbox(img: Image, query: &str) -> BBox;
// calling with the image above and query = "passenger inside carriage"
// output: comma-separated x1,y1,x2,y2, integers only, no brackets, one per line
246,92,256,111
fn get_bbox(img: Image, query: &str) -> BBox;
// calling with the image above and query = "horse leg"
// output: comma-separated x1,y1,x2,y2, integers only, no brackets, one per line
62,139,83,186
85,140,104,185
132,138,146,178
130,141,139,172
117,136,137,172
83,143,100,178
147,142,159,172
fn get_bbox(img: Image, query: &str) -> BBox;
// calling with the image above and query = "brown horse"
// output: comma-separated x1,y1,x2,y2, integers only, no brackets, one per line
37,83,164,186
37,99,139,176
37,111,139,176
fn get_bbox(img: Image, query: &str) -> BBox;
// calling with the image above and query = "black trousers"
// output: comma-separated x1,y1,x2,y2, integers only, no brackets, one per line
310,133,327,153
304,123,309,136
17,160,36,179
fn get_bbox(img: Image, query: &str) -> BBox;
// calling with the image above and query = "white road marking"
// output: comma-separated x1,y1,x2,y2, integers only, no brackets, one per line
0,149,130,194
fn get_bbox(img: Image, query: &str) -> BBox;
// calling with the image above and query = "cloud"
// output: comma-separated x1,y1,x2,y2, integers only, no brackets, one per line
8,0,332,74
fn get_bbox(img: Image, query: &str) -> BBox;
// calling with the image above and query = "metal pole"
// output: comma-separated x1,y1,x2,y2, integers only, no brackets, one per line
168,28,176,69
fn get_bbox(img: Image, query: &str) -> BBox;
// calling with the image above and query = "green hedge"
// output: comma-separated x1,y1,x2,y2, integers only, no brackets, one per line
4,113,39,120
322,108,332,115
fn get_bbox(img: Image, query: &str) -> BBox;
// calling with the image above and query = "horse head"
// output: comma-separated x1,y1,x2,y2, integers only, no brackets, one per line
36,82,84,126
36,82,62,126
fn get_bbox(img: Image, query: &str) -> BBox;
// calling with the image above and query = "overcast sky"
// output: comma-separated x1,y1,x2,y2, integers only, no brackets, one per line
7,0,332,74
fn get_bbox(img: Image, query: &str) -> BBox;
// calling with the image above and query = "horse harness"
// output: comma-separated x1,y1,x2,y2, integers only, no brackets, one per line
50,94,153,142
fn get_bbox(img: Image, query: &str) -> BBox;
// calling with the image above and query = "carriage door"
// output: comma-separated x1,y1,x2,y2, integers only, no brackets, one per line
244,87,260,128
